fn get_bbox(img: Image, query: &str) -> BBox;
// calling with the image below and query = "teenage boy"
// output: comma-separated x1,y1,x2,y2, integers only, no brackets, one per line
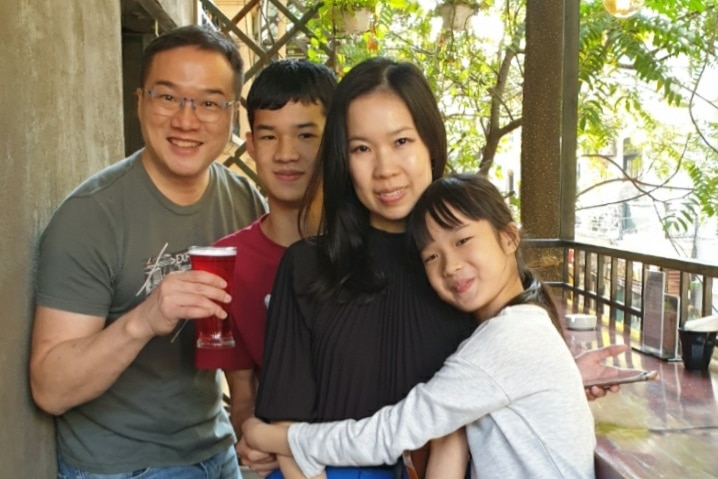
30,26,266,478
195,59,337,475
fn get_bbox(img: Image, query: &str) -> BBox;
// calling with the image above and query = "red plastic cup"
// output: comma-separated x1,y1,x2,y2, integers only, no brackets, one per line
187,246,236,349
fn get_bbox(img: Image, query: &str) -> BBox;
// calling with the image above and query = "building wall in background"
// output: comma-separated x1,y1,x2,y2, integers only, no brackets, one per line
0,2,124,475
158,0,196,26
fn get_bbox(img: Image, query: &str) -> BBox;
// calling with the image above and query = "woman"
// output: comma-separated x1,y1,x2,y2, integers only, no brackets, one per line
254,57,477,478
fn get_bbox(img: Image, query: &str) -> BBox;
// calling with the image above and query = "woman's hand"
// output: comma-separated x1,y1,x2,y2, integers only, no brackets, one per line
575,344,628,400
236,435,278,477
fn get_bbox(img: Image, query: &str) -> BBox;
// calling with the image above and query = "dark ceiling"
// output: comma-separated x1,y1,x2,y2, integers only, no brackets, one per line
120,0,177,34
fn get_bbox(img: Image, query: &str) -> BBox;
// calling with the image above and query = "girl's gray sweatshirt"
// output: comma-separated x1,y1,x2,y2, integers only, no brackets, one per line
288,304,596,479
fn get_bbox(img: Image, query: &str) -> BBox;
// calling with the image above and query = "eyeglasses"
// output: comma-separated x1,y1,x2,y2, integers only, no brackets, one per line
141,88,237,123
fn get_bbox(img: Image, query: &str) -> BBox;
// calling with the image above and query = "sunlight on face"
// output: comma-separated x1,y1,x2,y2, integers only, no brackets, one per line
346,90,433,233
419,209,523,321
247,101,325,208
137,46,236,186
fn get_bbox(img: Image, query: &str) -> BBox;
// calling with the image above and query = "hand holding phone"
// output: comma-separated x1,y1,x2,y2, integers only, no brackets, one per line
574,344,659,395
583,369,658,389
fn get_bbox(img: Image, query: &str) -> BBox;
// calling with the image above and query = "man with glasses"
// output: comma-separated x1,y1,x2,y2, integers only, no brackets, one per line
30,25,266,478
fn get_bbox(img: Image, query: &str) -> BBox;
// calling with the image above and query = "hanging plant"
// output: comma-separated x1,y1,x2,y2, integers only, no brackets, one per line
436,0,480,31
322,0,379,35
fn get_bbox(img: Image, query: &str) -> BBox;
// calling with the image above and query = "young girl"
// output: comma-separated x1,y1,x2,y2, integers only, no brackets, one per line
244,174,596,479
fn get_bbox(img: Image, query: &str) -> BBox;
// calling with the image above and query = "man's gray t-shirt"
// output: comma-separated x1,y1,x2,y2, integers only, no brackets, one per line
35,150,267,473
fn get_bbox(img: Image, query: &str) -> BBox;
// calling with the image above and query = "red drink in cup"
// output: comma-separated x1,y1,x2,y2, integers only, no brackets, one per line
187,246,236,349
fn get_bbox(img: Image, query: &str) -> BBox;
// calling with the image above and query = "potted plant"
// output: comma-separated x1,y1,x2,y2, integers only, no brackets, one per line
436,0,481,31
323,0,378,35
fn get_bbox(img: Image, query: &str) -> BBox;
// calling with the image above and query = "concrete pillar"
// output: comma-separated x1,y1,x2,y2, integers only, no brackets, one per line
521,0,564,239
520,0,579,281
0,1,124,475
560,0,580,240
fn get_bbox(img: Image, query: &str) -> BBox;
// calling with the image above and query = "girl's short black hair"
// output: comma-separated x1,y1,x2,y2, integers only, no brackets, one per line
408,173,562,331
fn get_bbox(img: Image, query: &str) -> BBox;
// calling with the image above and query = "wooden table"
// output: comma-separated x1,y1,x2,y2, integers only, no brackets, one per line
564,320,718,478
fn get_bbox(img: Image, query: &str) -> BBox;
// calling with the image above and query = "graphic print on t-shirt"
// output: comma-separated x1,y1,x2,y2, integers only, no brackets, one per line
139,246,191,297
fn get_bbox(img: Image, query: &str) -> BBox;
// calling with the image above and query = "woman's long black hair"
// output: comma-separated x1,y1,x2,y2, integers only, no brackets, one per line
299,57,448,301
408,174,562,331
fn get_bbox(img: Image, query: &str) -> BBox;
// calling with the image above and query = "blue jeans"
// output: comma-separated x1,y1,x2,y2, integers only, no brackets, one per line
57,447,241,479
267,466,406,479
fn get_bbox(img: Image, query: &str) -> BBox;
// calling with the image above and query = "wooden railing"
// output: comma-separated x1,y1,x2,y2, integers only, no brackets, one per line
526,239,718,332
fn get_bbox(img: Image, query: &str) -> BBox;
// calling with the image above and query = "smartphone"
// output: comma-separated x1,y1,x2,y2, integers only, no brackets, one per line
583,369,658,389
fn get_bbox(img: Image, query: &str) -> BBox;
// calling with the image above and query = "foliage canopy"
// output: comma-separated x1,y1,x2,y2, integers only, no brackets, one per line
302,0,717,241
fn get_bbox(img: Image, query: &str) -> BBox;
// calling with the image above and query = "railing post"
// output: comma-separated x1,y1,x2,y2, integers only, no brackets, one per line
584,252,593,312
625,260,634,327
596,254,606,317
610,256,619,324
